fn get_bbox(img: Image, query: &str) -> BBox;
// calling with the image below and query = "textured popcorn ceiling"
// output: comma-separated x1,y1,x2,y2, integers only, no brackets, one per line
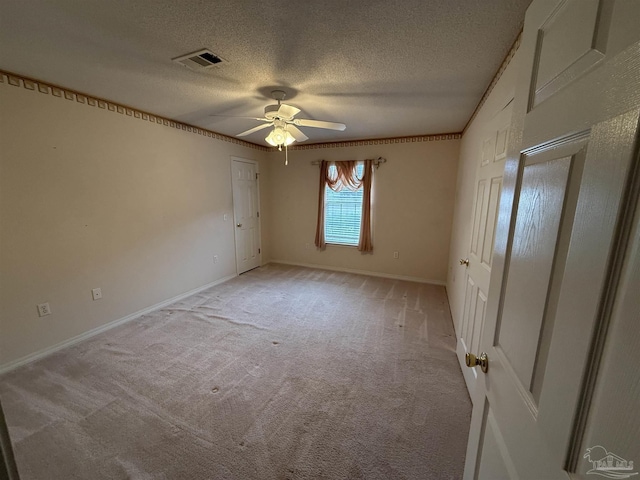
0,0,530,145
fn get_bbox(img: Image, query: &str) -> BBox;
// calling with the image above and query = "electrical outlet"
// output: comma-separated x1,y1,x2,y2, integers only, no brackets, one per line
213,255,218,264
37,303,51,317
393,251,399,259
92,288,102,300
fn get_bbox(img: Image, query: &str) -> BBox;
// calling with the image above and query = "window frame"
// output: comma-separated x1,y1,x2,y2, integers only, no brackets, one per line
323,162,365,247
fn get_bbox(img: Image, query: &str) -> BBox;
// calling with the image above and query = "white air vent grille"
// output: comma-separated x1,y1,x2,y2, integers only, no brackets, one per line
172,49,227,70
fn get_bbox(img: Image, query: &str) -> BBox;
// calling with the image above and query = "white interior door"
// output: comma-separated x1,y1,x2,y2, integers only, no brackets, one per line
231,158,261,274
464,0,640,478
457,102,513,394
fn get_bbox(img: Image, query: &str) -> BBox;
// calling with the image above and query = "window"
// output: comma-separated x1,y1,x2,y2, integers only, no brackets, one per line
315,159,373,253
324,163,364,246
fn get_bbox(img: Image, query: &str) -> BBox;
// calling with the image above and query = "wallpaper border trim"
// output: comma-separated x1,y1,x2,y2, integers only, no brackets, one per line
0,70,269,151
0,69,462,150
289,133,462,150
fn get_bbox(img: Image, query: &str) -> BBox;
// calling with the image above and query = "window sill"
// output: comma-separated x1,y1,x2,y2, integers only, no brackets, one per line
325,242,359,249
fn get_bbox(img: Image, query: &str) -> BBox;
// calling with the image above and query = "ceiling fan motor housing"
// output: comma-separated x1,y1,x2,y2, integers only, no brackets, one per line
264,104,280,120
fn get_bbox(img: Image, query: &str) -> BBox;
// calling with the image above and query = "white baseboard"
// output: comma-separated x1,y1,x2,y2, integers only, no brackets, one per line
0,274,237,375
268,260,446,286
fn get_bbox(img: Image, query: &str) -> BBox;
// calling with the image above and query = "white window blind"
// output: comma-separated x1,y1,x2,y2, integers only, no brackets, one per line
324,163,364,246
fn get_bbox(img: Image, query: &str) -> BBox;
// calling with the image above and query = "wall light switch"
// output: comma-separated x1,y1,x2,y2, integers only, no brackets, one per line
223,214,228,221
92,288,102,300
213,255,218,264
37,303,51,317
393,251,399,259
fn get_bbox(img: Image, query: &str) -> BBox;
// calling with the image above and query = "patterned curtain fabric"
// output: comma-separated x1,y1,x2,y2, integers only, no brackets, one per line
315,159,374,252
358,159,374,253
325,160,361,191
314,160,329,250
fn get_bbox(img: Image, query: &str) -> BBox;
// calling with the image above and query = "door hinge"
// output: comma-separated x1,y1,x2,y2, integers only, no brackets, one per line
256,173,259,180
257,211,260,218
258,248,261,254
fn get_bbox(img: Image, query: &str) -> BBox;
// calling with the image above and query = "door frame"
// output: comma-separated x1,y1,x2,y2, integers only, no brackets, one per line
230,156,262,275
0,397,20,479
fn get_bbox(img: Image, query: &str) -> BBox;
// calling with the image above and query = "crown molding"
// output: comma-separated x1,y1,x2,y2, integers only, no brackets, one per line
0,70,269,151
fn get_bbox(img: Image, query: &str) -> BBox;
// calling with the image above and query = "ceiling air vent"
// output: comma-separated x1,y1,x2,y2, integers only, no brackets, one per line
172,49,227,70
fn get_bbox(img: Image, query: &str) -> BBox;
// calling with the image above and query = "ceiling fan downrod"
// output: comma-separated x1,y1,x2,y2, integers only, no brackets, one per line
271,90,287,104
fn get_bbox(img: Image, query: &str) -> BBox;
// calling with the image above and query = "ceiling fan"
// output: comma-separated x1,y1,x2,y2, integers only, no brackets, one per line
224,90,346,148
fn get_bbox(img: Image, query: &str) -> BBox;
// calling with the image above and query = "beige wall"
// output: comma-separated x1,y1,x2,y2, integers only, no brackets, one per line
446,50,521,329
0,82,269,367
0,79,460,368
265,140,460,283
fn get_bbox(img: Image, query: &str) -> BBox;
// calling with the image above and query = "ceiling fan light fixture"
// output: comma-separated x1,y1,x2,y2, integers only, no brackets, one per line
230,90,345,147
265,127,295,147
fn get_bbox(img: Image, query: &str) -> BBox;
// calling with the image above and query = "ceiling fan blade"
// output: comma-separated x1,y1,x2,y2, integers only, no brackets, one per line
286,125,308,142
209,114,269,121
277,104,301,119
294,119,346,131
237,123,273,137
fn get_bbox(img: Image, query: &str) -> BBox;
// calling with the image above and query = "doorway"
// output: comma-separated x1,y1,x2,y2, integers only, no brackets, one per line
231,157,261,274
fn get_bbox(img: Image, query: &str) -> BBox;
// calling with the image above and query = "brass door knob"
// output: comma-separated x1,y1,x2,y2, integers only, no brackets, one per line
236,223,242,227
459,258,470,267
465,352,489,373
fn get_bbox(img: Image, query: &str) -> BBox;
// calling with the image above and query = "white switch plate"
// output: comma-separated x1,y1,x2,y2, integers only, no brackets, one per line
223,214,228,221
393,251,399,259
92,288,102,300
37,303,51,317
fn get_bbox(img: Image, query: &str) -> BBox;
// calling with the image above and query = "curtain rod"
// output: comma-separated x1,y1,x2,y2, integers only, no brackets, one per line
311,157,387,168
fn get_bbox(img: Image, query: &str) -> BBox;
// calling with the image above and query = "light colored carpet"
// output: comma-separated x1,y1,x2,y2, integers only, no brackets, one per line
0,264,471,479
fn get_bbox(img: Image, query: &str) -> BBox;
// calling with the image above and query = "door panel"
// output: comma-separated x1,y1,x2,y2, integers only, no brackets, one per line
232,158,261,274
461,280,488,369
497,151,573,390
460,277,475,348
481,177,502,268
477,407,517,480
533,0,606,106
495,126,509,162
464,0,640,478
482,136,495,167
471,180,487,257
470,289,487,358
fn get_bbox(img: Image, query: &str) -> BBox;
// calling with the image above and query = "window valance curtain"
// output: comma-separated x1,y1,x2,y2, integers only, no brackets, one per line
315,159,374,252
